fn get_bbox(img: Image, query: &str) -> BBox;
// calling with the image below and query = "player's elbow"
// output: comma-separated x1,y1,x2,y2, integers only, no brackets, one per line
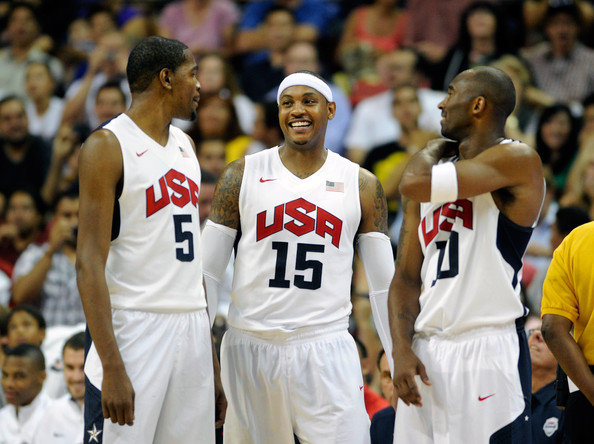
398,173,428,202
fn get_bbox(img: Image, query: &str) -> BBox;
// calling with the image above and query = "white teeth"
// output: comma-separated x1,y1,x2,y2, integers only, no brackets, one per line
290,122,310,127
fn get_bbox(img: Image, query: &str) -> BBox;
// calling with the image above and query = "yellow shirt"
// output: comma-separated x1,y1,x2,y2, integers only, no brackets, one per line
542,221,594,364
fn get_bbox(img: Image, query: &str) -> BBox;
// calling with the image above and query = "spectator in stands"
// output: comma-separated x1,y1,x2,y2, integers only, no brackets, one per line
197,52,256,134
235,0,336,59
197,138,227,179
24,61,65,144
189,92,251,163
0,96,51,201
93,80,126,126
528,318,566,443
199,169,218,228
344,48,444,164
33,331,85,444
6,305,46,349
12,191,83,327
158,0,240,58
561,142,594,220
431,1,514,92
521,2,594,109
0,188,45,268
370,349,395,444
61,30,131,130
525,205,590,317
0,344,51,443
0,2,64,99
535,104,580,193
246,101,283,155
238,6,296,102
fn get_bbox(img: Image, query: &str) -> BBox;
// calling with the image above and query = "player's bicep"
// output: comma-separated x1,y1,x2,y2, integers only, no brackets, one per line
358,168,389,235
456,143,542,199
209,159,244,229
77,130,123,263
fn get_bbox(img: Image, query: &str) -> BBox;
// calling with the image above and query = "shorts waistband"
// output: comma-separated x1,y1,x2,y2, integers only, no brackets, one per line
228,319,349,345
414,321,517,343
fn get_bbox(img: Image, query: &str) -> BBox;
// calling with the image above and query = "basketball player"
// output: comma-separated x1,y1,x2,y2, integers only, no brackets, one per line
201,71,395,444
389,66,545,443
76,36,225,443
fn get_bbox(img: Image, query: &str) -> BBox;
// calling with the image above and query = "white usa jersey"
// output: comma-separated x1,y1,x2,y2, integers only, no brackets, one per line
230,147,361,332
415,144,533,336
102,113,206,312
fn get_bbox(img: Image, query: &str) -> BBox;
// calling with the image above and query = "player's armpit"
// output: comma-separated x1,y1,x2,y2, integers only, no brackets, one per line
209,159,244,229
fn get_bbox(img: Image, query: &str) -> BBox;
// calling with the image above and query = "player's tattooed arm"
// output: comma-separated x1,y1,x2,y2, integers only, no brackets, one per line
358,168,389,235
209,159,244,229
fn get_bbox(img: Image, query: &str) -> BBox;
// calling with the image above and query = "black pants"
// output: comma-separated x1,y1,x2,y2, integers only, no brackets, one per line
565,365,594,444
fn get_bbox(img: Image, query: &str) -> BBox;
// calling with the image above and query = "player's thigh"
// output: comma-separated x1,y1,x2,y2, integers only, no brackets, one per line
291,330,370,444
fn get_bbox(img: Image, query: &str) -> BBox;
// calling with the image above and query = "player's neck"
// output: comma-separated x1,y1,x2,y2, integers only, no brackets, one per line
126,100,172,147
458,132,505,160
279,144,328,179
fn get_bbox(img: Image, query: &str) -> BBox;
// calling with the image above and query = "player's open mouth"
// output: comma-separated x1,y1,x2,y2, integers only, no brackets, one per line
289,120,311,128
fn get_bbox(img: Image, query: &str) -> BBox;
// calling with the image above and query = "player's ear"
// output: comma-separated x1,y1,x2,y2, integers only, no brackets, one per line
472,96,486,114
159,68,173,90
327,101,336,121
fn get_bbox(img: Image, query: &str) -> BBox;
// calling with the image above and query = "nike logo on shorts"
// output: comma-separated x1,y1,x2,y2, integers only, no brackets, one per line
260,177,277,183
478,394,495,401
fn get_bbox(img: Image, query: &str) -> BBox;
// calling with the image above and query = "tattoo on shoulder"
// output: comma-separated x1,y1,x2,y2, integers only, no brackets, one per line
372,178,389,234
209,160,243,228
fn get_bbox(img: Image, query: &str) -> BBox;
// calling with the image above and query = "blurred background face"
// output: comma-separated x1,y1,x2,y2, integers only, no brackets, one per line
528,326,557,372
25,63,55,102
392,86,421,130
265,10,295,52
541,111,571,151
63,347,85,401
379,353,393,401
1,356,45,407
198,55,225,93
54,197,79,248
197,97,231,138
466,9,496,39
198,140,226,178
7,6,39,47
198,182,216,226
0,99,29,145
546,13,579,51
284,42,319,75
7,310,45,348
94,86,126,124
6,191,41,237
377,51,416,90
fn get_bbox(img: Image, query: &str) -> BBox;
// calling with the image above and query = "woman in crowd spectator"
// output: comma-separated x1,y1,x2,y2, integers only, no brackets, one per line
197,51,256,134
535,104,581,194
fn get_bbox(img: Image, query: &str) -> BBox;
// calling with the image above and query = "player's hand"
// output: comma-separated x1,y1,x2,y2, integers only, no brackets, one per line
392,347,430,407
47,218,75,254
214,371,227,428
425,138,459,159
101,367,135,426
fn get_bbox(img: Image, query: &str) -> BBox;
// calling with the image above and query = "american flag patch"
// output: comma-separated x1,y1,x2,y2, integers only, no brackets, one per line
326,180,344,192
179,146,190,158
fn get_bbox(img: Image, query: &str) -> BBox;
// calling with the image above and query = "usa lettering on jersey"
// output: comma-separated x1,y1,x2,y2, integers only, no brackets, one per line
421,199,473,246
256,197,343,248
146,168,200,217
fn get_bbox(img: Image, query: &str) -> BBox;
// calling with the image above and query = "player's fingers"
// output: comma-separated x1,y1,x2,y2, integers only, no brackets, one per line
418,363,431,386
102,401,111,420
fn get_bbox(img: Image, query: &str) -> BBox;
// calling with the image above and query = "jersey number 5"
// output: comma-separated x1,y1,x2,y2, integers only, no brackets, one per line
269,241,324,290
174,214,194,262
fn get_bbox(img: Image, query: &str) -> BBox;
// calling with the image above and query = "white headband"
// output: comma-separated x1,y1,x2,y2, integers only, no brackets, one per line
276,73,333,104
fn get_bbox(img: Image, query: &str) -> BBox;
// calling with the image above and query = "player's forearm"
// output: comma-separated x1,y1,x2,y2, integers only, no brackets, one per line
77,262,125,371
388,278,421,352
543,322,594,404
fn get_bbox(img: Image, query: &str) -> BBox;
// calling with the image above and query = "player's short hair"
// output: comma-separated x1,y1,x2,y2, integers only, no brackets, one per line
7,304,47,331
63,331,85,355
5,343,46,371
470,66,516,119
126,36,189,94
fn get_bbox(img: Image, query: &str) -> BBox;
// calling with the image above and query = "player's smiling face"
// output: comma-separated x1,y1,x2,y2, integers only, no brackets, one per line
278,85,335,149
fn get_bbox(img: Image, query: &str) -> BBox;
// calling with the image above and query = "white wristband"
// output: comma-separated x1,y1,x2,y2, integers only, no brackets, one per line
430,162,458,203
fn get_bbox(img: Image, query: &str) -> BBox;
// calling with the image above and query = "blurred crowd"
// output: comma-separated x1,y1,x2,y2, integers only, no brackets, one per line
1,0,594,442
